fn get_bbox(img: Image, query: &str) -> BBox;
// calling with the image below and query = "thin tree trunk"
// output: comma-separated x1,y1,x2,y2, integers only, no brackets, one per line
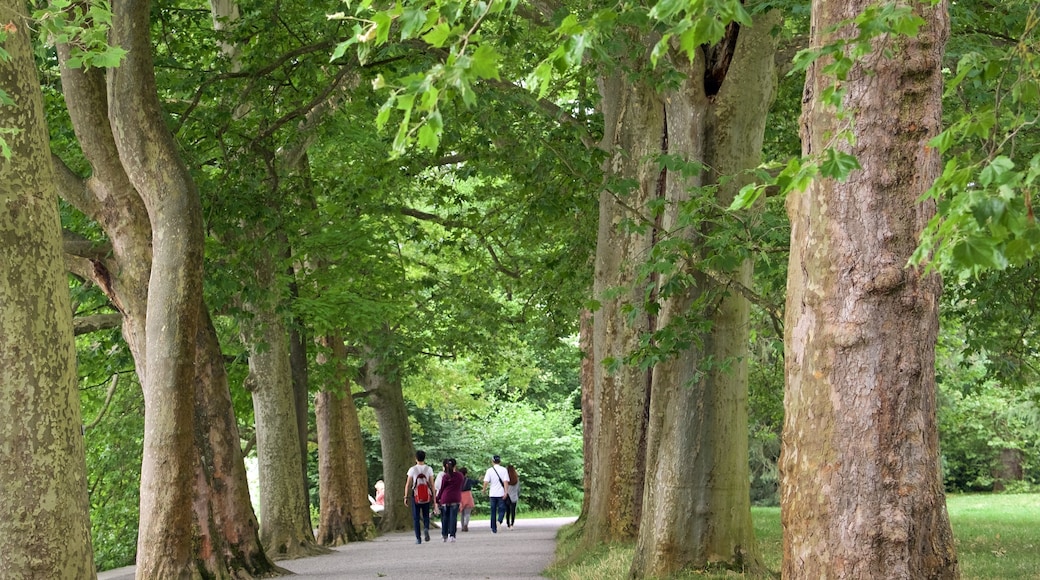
584,68,656,543
780,1,958,577
242,292,326,559
0,6,96,574
359,345,415,532
194,309,286,577
316,333,377,545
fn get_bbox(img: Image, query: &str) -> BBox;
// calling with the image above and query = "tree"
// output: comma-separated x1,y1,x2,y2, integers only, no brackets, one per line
51,1,280,575
780,0,958,576
0,6,96,576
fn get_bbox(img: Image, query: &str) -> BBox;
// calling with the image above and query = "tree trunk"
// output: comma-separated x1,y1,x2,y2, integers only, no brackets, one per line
242,279,325,559
290,318,312,516
629,14,779,577
315,334,376,545
0,6,96,575
780,1,958,577
584,66,656,545
108,2,206,577
359,345,415,532
578,309,595,520
56,42,283,578
194,309,286,577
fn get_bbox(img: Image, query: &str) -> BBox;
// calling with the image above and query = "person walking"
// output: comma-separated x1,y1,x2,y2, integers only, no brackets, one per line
504,464,520,529
404,449,434,544
435,458,463,542
481,455,509,533
458,467,479,532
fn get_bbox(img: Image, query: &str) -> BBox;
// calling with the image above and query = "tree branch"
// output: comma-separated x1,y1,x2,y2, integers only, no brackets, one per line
84,374,120,431
74,314,123,336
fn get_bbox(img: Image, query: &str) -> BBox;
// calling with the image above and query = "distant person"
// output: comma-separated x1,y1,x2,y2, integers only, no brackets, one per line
436,458,464,542
404,449,434,544
374,480,385,505
504,464,520,529
481,455,509,533
458,467,479,532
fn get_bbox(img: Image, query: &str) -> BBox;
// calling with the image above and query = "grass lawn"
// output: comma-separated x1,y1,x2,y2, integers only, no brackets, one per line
548,493,1040,579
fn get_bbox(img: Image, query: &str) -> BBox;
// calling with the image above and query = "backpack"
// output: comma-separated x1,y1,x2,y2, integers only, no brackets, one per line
414,471,431,504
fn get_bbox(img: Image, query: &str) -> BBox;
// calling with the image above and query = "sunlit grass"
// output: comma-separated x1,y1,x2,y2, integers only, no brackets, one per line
546,494,1040,579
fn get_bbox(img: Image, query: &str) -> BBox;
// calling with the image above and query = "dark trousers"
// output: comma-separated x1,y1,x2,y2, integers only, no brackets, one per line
489,495,506,532
411,498,431,541
504,497,517,526
440,503,460,537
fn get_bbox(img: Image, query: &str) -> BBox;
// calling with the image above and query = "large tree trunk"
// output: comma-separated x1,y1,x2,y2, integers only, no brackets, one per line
0,6,96,575
359,345,415,532
629,14,778,577
56,3,284,576
780,1,958,577
316,334,377,545
108,2,207,576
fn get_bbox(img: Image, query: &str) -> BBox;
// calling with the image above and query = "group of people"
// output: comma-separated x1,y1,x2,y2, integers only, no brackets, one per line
403,450,521,544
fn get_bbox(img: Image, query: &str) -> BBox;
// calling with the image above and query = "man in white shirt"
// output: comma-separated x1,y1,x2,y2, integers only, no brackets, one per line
481,455,509,533
404,450,434,543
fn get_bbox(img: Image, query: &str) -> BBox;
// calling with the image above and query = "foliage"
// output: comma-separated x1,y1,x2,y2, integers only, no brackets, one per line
76,326,143,570
936,326,1040,492
914,2,1040,277
413,398,584,511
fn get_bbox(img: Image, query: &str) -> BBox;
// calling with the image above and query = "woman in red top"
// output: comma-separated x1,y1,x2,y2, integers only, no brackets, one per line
435,458,464,542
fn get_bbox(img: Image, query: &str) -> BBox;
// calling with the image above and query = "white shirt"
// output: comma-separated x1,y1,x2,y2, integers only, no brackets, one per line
484,464,508,497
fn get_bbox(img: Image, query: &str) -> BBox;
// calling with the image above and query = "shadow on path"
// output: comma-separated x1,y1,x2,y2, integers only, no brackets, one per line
98,517,576,580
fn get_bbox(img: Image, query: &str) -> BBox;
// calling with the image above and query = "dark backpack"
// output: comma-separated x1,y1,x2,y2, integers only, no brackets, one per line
414,472,431,504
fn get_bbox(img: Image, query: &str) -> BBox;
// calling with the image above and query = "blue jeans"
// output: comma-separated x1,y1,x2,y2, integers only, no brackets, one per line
411,499,431,541
440,503,460,537
489,496,506,532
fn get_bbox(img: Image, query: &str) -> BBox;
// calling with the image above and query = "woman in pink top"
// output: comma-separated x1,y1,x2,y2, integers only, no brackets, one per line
435,458,464,542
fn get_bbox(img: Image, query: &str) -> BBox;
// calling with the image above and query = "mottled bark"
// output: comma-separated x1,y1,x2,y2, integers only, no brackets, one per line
316,334,376,545
359,346,415,532
0,6,96,575
780,1,958,577
629,14,779,577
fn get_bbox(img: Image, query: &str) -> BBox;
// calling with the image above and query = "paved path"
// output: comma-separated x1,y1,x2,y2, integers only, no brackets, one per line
99,517,576,580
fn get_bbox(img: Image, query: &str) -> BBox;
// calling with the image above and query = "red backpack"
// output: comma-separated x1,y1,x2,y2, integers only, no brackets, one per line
414,472,431,504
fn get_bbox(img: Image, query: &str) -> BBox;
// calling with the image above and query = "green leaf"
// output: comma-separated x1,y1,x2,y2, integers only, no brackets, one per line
729,183,765,211
952,237,1007,272
400,6,428,39
469,44,501,80
422,22,454,47
978,156,1015,188
819,148,861,180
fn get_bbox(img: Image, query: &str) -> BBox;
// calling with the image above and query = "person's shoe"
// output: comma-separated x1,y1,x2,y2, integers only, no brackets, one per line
449,536,456,543
442,537,447,542
461,525,468,532
424,530,430,542
416,538,421,544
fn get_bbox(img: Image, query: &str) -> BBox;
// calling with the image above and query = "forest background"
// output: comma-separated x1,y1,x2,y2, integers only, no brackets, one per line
2,0,1040,576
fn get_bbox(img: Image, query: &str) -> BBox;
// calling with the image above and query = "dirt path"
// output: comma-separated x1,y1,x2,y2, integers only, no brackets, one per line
98,516,576,579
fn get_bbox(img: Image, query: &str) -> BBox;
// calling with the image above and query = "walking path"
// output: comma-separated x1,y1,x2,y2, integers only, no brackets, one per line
98,516,576,580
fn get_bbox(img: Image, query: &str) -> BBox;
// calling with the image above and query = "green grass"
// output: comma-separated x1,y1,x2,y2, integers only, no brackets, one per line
547,494,1040,579
947,493,1040,579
